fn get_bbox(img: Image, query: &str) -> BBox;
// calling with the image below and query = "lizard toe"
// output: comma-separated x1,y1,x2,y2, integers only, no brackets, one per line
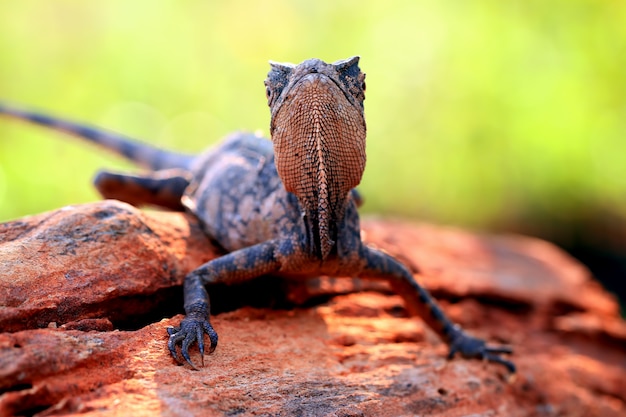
204,322,219,354
181,331,201,371
166,326,179,336
448,331,515,373
167,326,185,363
167,318,218,370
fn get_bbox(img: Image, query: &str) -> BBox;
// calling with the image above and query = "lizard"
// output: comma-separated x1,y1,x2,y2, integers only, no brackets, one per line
0,57,515,373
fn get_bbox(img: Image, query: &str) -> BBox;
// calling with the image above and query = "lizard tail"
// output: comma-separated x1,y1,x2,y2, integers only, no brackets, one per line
0,102,195,171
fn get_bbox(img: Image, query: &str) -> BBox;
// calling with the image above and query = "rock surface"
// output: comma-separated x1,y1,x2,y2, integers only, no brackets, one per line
0,200,624,417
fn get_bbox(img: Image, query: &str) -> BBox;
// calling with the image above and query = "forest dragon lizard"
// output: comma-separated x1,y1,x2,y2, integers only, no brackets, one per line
0,57,515,372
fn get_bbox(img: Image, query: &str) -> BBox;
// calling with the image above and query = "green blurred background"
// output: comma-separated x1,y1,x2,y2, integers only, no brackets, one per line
0,0,624,309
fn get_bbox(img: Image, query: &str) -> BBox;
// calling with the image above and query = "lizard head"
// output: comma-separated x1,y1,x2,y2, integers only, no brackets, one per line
265,57,367,259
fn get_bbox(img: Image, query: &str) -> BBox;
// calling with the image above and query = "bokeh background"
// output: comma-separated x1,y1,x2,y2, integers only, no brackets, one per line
0,0,624,311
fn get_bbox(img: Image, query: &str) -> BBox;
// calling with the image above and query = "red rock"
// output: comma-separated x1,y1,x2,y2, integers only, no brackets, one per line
0,201,215,333
0,200,624,416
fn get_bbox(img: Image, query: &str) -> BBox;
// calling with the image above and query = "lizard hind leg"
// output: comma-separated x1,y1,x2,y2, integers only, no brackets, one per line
94,168,192,211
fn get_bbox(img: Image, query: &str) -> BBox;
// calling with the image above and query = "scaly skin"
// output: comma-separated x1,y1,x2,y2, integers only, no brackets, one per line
0,57,515,373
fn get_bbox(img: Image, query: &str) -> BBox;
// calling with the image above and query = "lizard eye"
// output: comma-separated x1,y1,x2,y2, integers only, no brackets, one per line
265,85,275,106
361,81,366,92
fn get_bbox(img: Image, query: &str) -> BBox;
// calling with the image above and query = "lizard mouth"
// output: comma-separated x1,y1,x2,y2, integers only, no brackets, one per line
270,73,366,259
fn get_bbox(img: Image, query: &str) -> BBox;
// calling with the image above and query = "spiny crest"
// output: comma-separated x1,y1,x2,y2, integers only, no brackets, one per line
265,61,294,108
333,57,366,108
265,57,366,122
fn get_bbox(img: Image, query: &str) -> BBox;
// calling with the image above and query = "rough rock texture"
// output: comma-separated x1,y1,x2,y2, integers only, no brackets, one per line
0,200,624,417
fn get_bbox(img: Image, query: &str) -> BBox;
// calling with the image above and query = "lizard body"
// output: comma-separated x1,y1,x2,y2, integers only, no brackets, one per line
0,57,514,372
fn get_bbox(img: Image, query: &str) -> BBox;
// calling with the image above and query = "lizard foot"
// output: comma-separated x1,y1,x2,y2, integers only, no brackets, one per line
167,317,218,370
448,329,515,373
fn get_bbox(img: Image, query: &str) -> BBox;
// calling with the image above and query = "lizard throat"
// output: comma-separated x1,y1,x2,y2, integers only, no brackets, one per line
270,75,366,259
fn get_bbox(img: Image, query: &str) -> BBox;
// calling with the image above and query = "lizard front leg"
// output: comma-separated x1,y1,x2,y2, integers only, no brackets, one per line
167,240,281,369
359,246,515,372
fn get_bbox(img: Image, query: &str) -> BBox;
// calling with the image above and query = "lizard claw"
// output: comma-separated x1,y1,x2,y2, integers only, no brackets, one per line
167,317,218,370
448,330,515,373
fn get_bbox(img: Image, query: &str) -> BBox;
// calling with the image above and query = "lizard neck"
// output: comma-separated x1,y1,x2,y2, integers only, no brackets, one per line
268,59,366,260
300,190,350,260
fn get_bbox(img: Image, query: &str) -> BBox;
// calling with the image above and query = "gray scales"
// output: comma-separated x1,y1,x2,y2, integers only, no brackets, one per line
0,57,514,372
